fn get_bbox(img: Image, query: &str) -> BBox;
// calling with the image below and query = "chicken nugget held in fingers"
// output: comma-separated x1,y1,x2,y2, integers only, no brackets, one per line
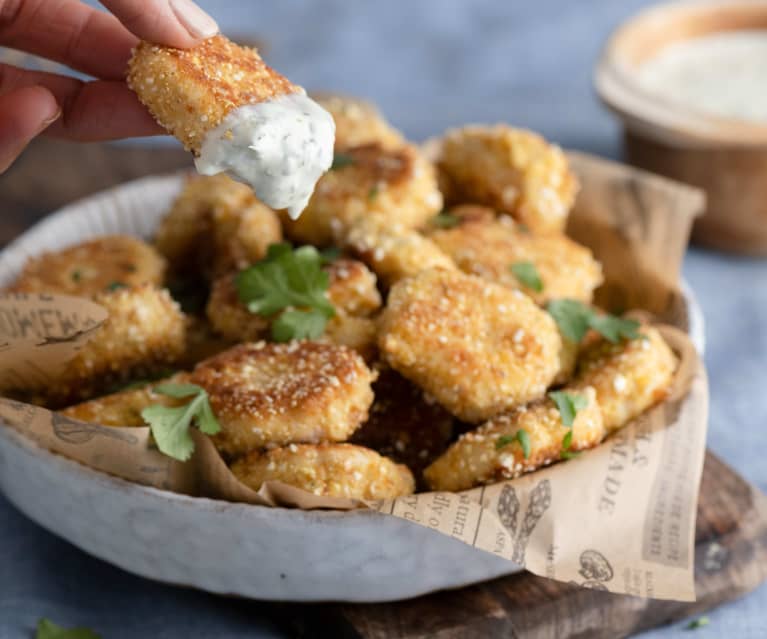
128,35,335,219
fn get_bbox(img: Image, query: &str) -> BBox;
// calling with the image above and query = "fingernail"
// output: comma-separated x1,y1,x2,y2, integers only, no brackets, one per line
170,0,219,39
39,109,61,131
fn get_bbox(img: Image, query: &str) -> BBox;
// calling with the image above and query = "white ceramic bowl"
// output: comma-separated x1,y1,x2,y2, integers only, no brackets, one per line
0,173,705,602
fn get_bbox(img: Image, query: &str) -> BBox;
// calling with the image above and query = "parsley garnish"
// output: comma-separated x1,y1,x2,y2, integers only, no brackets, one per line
105,281,127,292
560,430,580,459
36,618,100,639
511,261,543,292
496,429,531,459
685,617,709,630
548,391,588,427
319,246,341,264
235,243,336,342
546,299,641,343
331,153,355,170
140,383,220,462
431,212,460,228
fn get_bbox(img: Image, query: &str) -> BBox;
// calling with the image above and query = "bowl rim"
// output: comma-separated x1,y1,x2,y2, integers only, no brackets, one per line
595,0,767,147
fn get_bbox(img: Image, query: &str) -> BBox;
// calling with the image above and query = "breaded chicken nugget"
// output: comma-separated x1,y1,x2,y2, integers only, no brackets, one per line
322,313,378,362
351,368,454,482
179,315,236,369
324,259,382,316
438,125,579,233
190,341,376,456
230,443,415,499
429,214,602,305
378,269,562,422
45,285,186,405
155,174,282,277
555,335,580,386
205,271,269,341
9,236,165,296
313,93,405,150
571,325,676,433
340,215,456,287
60,373,190,427
128,36,296,154
424,386,603,491
281,143,443,246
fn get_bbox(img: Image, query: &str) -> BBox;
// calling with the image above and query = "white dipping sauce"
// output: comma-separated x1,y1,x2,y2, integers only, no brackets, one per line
195,91,335,219
636,30,767,123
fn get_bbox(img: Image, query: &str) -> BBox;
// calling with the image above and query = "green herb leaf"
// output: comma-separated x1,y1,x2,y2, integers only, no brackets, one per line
431,212,460,228
546,299,640,344
510,261,543,293
548,391,588,427
685,616,710,630
496,429,531,459
319,246,341,265
141,384,220,461
560,429,581,459
235,243,335,342
331,153,355,170
105,281,127,292
36,618,100,639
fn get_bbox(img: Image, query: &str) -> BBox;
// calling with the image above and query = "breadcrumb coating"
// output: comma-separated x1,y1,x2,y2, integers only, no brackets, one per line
281,143,443,246
190,341,376,456
321,312,378,362
429,214,602,304
571,325,677,433
424,386,603,491
230,443,415,499
128,35,298,153
324,259,382,317
438,125,579,233
378,269,562,422
8,235,166,296
154,174,282,277
313,93,406,151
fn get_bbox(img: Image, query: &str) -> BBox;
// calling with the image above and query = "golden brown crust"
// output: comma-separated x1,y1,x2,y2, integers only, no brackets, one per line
571,326,677,433
429,214,603,305
325,259,382,317
8,235,166,297
437,125,579,233
281,143,443,246
321,312,378,362
312,93,405,151
230,443,415,499
128,36,298,153
190,341,376,456
378,269,562,422
424,386,604,491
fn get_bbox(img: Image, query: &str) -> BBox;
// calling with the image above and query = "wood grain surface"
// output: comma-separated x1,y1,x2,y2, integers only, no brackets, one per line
2,138,766,638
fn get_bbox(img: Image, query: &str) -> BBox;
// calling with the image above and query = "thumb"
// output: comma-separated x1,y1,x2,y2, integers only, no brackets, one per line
0,86,60,174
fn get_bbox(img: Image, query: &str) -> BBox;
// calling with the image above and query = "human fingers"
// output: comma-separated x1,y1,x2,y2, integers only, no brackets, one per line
0,84,59,173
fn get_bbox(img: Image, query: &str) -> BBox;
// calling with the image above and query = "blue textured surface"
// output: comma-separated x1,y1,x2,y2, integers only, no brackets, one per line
2,1,767,637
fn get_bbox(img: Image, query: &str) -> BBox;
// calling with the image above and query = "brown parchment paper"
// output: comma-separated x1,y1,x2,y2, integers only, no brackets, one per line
0,155,707,601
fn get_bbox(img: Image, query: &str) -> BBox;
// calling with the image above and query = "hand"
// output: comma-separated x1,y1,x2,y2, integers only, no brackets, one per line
0,0,219,173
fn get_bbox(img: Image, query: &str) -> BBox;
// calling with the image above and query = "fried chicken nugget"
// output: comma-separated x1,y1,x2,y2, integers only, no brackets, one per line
190,341,376,456
313,93,406,151
438,125,579,233
570,325,676,433
324,259,382,316
281,143,443,246
423,386,603,491
350,368,454,482
340,215,456,287
128,36,297,154
429,213,602,305
378,269,562,422
44,285,186,405
155,174,282,277
60,373,190,427
230,443,415,499
8,236,165,296
322,313,378,362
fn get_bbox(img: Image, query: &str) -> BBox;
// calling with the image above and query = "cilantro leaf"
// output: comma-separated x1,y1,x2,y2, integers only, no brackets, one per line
36,619,100,639
331,153,355,170
496,429,531,459
271,308,328,342
431,212,460,228
685,617,709,630
549,391,588,427
510,261,543,293
560,430,581,460
546,299,640,344
141,384,220,461
235,243,335,342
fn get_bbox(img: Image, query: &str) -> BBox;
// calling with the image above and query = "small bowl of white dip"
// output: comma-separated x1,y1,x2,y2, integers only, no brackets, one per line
595,0,767,255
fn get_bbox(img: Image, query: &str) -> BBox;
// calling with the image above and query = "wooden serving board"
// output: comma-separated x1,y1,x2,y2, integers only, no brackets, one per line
3,138,767,638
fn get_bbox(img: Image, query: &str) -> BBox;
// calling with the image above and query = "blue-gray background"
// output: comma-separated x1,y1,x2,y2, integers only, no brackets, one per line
2,1,766,637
